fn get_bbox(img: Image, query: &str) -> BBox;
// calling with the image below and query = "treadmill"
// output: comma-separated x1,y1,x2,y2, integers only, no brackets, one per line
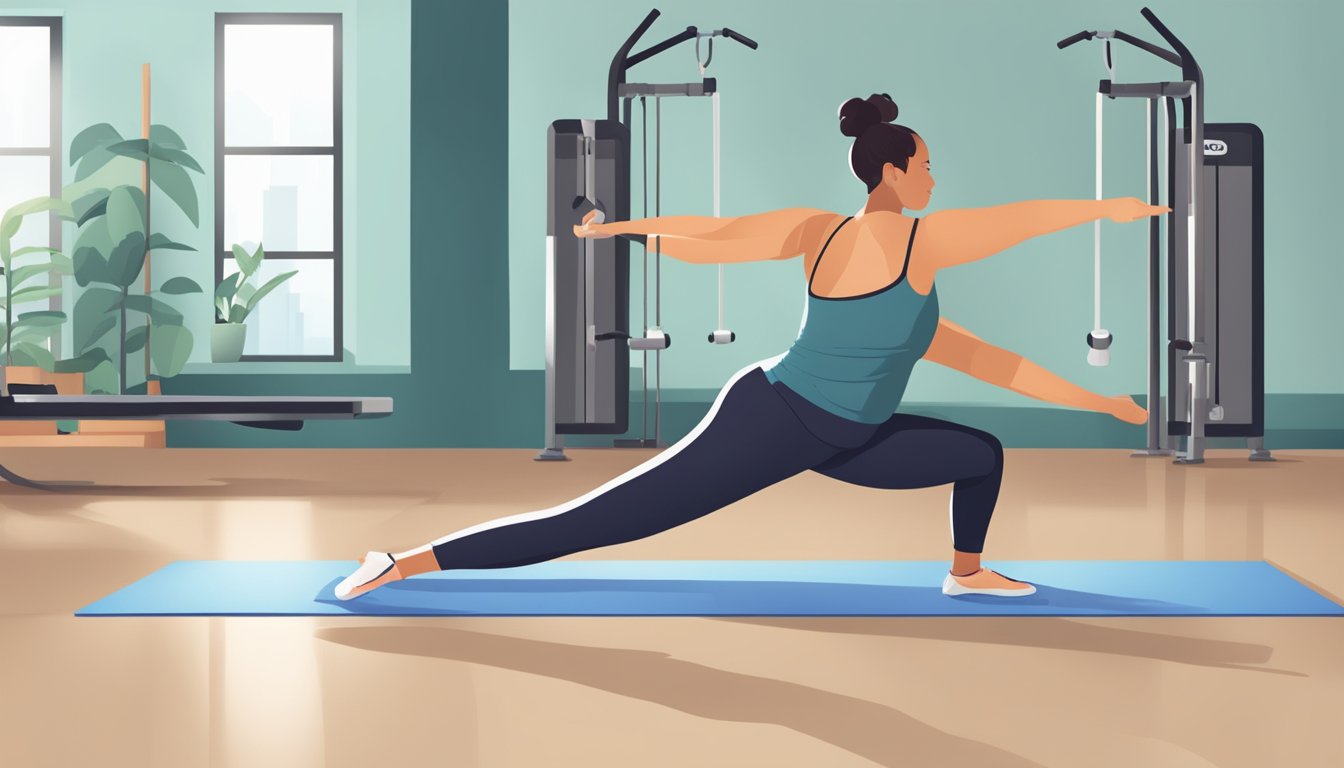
0,368,392,490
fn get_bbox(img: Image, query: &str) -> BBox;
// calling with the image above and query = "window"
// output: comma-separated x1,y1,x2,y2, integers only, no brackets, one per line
0,17,61,356
216,13,342,361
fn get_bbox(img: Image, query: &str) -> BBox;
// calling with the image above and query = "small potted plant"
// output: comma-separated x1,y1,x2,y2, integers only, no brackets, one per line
212,242,298,362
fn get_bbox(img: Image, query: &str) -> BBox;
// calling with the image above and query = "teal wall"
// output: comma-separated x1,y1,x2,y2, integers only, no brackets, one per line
3,0,1338,448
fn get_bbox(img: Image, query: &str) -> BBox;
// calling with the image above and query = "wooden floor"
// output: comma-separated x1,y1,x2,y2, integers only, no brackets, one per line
1,447,1341,767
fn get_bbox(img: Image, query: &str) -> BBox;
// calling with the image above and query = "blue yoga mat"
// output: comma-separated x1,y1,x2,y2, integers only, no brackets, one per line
74,560,1343,617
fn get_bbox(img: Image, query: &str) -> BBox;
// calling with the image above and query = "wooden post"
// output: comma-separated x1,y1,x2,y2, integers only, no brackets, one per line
141,64,159,395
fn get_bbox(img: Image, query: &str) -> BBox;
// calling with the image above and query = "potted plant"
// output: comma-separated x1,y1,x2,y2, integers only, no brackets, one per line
65,121,205,393
212,242,298,362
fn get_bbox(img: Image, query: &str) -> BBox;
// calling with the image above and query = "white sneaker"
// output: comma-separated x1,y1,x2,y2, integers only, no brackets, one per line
941,567,1037,597
335,551,398,600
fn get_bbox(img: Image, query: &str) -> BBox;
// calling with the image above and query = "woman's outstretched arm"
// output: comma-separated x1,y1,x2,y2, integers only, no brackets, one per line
924,316,1146,423
920,197,1167,271
575,208,839,264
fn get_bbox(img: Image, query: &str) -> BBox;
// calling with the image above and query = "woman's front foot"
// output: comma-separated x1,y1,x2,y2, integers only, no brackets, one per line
335,551,404,600
941,567,1037,597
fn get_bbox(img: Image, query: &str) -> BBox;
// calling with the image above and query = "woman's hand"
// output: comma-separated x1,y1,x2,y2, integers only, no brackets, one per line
1107,197,1170,223
1106,394,1148,425
573,210,614,239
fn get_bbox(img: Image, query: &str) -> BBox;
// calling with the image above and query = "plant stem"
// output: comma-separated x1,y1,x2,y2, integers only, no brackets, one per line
5,265,11,367
142,63,153,383
120,286,128,394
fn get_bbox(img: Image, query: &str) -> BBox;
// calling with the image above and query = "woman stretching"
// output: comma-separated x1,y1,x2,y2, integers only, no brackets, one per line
336,93,1164,601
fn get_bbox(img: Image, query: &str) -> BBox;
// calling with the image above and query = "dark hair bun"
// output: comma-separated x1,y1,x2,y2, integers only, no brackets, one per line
838,93,899,138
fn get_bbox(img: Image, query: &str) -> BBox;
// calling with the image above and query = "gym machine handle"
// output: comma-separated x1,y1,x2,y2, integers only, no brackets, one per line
622,9,662,58
1058,28,1181,67
720,27,759,50
1140,7,1199,84
1057,30,1094,49
627,26,701,69
609,9,663,121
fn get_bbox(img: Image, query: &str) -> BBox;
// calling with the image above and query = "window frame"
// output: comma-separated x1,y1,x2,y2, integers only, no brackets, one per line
0,16,63,357
215,12,343,362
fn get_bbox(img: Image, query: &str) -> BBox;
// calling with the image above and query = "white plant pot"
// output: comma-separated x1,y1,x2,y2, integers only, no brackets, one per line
211,323,247,362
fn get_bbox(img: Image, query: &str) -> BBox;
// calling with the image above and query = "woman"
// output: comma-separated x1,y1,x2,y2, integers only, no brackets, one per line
336,93,1163,601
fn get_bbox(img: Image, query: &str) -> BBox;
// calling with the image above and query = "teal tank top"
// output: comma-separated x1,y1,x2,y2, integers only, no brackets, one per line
763,216,939,424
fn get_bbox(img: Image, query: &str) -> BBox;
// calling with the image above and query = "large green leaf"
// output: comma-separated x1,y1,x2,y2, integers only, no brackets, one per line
246,270,299,313
9,261,70,290
149,159,199,226
158,276,203,295
73,214,111,255
9,341,55,371
70,123,123,164
53,347,112,374
71,189,110,226
79,314,118,353
11,248,72,270
9,286,63,304
74,287,124,351
1,197,74,264
125,324,148,354
148,233,196,252
1,196,74,242
149,323,193,378
73,246,113,288
11,324,60,346
152,146,204,174
74,196,108,227
228,303,248,324
63,156,139,204
106,138,150,162
106,186,147,247
69,125,130,184
231,244,259,277
11,310,65,329
11,310,64,346
124,293,182,324
82,358,120,394
215,271,242,302
107,231,148,289
149,124,187,151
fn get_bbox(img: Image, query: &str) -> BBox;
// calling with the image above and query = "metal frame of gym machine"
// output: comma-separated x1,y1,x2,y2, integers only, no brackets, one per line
1058,7,1271,464
538,8,756,461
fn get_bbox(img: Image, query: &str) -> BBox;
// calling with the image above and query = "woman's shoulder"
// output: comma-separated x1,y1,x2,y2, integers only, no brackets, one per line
792,210,850,254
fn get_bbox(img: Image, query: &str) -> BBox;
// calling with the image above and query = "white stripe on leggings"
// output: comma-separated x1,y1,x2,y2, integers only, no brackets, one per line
397,354,789,561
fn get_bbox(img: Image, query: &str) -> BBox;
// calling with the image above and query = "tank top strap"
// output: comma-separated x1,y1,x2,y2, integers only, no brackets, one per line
898,218,921,283
807,216,853,293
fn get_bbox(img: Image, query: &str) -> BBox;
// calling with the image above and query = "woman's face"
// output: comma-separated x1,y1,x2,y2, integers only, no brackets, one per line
884,135,934,211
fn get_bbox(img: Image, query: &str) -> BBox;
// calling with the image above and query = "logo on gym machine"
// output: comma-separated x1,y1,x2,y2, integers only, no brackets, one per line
1203,140,1228,156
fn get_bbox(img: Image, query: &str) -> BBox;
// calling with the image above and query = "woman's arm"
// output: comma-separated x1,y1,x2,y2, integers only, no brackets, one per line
577,208,838,265
919,198,1167,271
923,317,1144,423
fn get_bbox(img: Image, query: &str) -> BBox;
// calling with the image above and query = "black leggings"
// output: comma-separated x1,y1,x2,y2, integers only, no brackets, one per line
430,365,1004,570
